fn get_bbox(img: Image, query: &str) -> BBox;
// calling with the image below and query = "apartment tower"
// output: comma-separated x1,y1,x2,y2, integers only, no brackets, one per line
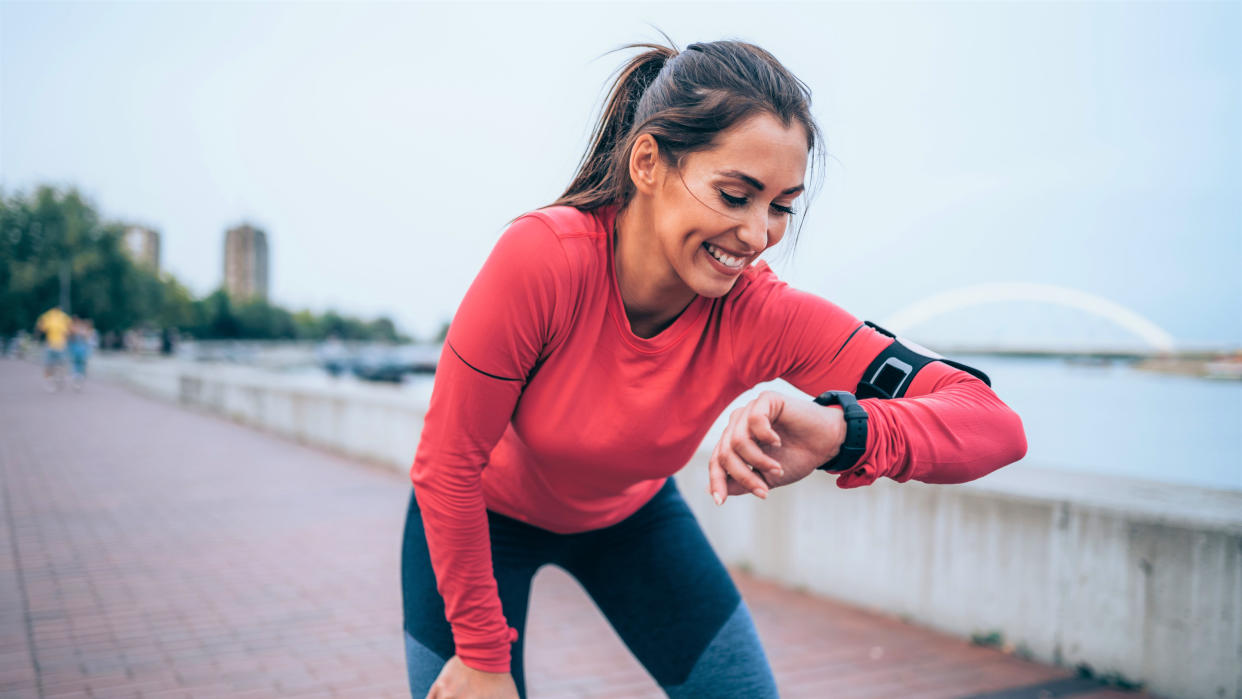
223,223,269,301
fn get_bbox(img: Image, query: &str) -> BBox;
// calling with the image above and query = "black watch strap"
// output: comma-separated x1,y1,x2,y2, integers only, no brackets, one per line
812,390,869,472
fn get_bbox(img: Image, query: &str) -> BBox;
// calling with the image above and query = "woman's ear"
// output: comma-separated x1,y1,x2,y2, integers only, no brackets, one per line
628,133,664,196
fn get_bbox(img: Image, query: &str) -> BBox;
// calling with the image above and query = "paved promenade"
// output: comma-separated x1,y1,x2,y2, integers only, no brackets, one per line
0,360,1149,698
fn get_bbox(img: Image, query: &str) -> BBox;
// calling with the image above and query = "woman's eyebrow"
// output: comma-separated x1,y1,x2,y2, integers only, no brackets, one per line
717,169,804,195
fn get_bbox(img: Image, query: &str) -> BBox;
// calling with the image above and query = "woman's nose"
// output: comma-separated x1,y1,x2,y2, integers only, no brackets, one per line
737,209,769,252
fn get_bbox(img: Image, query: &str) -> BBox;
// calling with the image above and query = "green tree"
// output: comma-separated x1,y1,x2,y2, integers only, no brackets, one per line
234,298,296,339
157,275,197,330
1,183,415,344
292,309,321,340
198,289,239,339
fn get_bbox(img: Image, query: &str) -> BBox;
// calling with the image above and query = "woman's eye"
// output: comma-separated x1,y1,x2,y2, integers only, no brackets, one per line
717,188,797,216
717,190,748,208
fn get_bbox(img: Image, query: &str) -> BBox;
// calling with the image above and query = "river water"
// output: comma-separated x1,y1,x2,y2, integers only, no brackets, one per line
957,354,1241,492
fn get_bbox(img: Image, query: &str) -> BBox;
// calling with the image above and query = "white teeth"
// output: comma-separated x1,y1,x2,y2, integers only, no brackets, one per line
705,243,743,269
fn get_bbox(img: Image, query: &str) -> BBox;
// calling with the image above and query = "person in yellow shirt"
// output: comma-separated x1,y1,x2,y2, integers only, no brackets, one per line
35,305,72,391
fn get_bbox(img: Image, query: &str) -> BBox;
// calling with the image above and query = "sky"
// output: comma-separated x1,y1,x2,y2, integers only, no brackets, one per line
3,1,1239,350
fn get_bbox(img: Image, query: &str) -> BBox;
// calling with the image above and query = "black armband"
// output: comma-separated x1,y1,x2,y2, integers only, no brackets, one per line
855,321,991,400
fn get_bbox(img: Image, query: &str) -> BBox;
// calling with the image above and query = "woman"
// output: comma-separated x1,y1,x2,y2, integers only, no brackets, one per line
403,39,1027,698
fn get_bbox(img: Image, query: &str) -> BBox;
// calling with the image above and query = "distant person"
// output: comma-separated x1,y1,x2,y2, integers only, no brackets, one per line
67,316,94,390
35,305,72,391
403,38,1028,698
160,327,176,356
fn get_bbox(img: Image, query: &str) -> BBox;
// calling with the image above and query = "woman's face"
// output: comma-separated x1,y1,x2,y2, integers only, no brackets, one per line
645,112,809,299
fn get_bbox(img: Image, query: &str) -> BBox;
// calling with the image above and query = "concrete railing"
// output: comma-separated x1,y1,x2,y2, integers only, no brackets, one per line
95,356,1241,699
677,462,1241,699
93,356,425,470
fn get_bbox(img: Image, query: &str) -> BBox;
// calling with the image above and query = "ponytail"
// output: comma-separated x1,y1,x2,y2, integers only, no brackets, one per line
553,43,676,211
548,37,823,252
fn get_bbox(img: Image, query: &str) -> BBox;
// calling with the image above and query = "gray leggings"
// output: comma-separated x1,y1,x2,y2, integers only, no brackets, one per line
400,477,779,698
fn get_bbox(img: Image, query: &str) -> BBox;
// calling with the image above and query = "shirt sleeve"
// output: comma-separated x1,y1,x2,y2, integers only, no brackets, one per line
838,361,1029,489
728,263,895,394
728,264,1027,488
409,213,571,673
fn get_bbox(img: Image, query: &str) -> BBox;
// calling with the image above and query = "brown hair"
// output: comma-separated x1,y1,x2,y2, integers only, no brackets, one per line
552,36,825,250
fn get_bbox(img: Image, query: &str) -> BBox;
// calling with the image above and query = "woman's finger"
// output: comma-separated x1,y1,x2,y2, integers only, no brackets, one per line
732,435,782,480
726,476,750,496
710,407,747,505
739,409,783,476
751,393,785,447
720,448,768,497
707,439,729,505
722,398,780,479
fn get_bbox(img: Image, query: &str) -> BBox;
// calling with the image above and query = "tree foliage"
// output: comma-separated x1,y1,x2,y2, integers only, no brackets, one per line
1,185,408,342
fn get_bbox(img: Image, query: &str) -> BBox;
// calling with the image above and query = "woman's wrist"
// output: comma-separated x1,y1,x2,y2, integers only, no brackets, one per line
813,405,847,467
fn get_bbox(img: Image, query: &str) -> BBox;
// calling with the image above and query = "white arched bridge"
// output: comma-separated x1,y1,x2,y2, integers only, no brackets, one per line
881,282,1177,354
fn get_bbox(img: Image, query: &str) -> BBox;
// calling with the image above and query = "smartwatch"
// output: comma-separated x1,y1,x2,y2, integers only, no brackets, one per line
812,390,869,472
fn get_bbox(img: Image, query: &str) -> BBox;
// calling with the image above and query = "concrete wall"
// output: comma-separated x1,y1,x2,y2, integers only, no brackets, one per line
95,357,425,470
676,464,1241,699
95,356,1242,699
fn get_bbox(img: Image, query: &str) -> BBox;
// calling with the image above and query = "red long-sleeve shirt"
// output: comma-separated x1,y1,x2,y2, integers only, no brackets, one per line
409,204,1027,672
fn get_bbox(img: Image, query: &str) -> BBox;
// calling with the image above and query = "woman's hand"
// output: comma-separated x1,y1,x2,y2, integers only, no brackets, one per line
426,655,519,699
707,390,846,505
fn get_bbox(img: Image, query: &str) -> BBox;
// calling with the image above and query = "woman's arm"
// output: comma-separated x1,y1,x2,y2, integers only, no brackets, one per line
715,267,1026,496
840,359,1028,488
410,214,571,673
411,343,523,671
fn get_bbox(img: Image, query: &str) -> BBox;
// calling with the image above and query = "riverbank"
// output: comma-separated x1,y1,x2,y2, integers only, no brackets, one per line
1134,352,1242,380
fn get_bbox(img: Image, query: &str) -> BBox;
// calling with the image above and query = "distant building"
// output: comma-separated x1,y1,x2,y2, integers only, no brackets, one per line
123,226,160,273
223,223,269,302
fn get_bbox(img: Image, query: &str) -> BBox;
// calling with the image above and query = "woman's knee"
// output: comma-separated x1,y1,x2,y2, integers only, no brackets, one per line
661,601,778,698
404,628,448,698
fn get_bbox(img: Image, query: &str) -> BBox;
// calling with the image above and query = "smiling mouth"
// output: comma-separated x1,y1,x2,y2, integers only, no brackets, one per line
703,242,747,270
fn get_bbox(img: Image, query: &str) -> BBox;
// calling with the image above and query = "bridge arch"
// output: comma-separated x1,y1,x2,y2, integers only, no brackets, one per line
882,282,1176,352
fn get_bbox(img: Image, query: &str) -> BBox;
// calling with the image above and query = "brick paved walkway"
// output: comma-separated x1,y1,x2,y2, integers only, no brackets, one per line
0,360,1149,698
